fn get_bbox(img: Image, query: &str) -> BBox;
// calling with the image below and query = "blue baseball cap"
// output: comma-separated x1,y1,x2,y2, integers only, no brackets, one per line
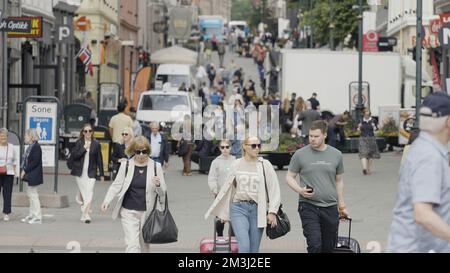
421,92,450,118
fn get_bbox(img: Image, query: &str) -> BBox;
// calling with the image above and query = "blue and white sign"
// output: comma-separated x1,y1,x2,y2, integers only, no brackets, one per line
26,102,58,145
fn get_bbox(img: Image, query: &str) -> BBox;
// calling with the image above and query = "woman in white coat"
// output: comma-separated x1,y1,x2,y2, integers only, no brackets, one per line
101,136,167,253
205,136,281,253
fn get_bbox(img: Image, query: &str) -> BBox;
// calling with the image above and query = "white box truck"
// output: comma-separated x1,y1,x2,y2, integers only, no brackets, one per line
279,50,432,116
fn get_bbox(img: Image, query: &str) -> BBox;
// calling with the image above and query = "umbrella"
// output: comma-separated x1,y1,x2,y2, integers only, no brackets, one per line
151,46,198,65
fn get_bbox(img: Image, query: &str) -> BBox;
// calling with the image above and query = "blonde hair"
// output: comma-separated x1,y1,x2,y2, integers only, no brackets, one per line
220,139,231,146
241,136,261,156
25,129,40,142
126,136,152,157
121,127,134,144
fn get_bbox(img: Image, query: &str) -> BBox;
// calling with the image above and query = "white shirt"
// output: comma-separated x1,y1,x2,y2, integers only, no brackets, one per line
0,144,18,176
150,133,162,158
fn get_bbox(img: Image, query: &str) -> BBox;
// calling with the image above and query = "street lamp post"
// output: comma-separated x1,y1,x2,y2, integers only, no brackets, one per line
356,0,364,123
329,0,334,51
414,0,423,128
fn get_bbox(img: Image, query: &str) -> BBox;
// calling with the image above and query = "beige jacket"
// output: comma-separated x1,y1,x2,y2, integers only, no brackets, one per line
205,157,281,228
103,158,167,220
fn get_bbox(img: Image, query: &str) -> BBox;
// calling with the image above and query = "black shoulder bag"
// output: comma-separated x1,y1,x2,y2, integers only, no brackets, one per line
142,162,178,244
262,162,291,240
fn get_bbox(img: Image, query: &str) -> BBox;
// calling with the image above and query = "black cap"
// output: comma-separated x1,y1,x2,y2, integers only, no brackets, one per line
421,92,450,118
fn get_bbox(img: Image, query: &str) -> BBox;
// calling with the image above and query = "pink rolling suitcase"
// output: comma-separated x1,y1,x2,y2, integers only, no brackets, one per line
200,220,239,253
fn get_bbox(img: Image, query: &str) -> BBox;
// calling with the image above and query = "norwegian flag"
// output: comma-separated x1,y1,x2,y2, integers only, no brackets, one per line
77,45,94,76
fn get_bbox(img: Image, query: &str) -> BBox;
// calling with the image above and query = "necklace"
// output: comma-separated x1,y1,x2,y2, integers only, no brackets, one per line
138,167,145,175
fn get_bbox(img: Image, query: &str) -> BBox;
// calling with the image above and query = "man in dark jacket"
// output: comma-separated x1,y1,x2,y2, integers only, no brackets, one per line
143,122,169,168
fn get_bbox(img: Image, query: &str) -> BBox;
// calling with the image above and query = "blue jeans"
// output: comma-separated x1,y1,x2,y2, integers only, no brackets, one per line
230,201,264,253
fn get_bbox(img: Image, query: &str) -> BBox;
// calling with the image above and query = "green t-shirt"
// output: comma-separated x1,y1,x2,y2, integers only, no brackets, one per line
288,145,344,207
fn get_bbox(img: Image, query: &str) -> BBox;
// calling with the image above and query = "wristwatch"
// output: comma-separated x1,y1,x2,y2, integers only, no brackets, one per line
339,206,346,212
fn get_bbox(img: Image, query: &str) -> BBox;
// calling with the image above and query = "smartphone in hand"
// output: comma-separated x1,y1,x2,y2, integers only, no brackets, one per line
306,185,314,193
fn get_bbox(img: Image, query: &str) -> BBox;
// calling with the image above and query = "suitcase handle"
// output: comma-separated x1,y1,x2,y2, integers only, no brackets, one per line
339,217,352,246
213,218,232,253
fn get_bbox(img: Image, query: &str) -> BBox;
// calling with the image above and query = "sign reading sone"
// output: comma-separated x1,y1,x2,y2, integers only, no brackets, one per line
26,102,58,145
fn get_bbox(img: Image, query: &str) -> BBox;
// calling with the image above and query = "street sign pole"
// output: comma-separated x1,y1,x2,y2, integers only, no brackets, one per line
21,96,61,194
2,0,7,128
415,0,423,129
356,0,364,123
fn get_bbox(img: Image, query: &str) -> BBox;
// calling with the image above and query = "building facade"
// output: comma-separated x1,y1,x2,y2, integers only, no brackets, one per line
194,0,232,23
119,0,139,103
75,0,121,110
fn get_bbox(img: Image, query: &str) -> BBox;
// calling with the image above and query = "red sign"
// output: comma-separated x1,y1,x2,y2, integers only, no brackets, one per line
430,19,442,35
363,31,379,52
431,50,441,90
440,13,450,25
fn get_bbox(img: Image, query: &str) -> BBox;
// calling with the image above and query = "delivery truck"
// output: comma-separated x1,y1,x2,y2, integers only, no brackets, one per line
279,50,433,116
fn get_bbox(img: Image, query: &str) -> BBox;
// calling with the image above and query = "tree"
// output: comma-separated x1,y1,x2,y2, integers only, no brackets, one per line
295,0,359,48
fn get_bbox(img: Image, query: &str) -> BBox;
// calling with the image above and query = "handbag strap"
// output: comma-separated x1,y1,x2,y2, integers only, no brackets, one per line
261,161,269,204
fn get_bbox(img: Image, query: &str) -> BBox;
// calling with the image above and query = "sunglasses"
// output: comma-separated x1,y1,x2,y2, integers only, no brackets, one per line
122,133,129,136
84,129,93,133
135,150,149,155
246,144,262,150
220,146,230,150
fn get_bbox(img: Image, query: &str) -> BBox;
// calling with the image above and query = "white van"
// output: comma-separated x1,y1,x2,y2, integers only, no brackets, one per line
136,90,194,132
155,64,195,90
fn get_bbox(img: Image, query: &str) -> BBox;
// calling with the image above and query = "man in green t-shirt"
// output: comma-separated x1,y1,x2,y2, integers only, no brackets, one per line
286,120,350,253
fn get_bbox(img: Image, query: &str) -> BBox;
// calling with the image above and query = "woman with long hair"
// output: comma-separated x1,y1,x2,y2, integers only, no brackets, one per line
280,98,293,133
208,140,236,236
70,124,104,223
205,136,281,253
102,136,167,253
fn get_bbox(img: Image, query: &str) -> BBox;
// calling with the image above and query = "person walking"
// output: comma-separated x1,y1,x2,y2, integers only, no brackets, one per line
109,102,133,144
128,107,142,137
179,116,194,176
102,136,167,253
208,140,236,237
0,128,18,222
20,129,43,224
143,122,169,169
327,111,350,148
308,93,321,111
71,124,105,223
387,92,450,253
358,109,380,175
286,120,350,253
205,136,281,253
111,127,134,180
230,99,245,158
297,101,321,144
218,42,226,68
280,98,294,133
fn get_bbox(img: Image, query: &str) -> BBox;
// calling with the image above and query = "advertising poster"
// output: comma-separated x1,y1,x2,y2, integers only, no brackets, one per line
399,109,416,145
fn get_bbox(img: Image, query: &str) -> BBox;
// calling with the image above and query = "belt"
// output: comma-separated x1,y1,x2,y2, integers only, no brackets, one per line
235,200,257,205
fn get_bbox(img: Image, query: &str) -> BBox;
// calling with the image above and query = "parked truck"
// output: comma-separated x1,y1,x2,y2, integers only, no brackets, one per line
199,15,225,42
279,50,433,116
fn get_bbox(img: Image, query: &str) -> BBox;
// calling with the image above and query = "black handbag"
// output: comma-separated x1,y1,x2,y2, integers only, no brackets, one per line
177,139,188,157
261,162,291,240
142,192,178,244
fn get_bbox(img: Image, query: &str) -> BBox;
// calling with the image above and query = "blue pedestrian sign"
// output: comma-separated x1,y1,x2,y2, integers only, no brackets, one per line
29,117,53,141
25,102,58,145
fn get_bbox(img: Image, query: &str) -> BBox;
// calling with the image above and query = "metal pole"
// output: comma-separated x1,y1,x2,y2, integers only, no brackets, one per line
329,0,334,51
309,0,313,48
356,0,364,123
415,0,423,128
2,0,7,128
443,48,449,92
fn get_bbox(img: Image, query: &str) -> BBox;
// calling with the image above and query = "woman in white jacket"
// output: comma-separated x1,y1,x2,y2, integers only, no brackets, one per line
205,136,281,253
101,136,167,253
208,139,236,236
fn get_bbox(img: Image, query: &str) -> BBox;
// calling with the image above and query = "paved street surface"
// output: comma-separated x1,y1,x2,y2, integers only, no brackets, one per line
0,150,402,253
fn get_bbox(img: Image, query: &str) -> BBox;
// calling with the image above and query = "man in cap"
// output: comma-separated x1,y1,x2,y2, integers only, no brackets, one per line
387,92,450,253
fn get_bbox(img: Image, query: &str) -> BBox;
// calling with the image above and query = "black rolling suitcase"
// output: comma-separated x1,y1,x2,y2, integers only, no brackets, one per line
334,217,361,253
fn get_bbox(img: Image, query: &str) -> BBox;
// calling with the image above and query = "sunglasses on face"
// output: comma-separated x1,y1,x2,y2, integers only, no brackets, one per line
122,133,129,136
220,146,230,150
247,144,262,150
135,150,149,155
84,129,93,133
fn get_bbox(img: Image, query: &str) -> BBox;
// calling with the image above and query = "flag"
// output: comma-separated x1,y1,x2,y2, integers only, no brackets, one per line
77,45,94,76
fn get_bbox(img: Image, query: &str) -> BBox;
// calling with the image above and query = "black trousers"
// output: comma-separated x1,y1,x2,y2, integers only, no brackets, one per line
0,175,14,214
299,202,339,253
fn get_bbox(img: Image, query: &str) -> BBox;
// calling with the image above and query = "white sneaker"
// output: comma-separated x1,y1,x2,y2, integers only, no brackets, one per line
28,218,42,225
21,215,33,223
3,215,10,222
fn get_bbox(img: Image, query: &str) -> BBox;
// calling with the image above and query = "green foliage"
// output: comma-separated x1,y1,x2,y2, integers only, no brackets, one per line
277,133,305,152
298,0,359,48
344,118,360,138
376,117,399,137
